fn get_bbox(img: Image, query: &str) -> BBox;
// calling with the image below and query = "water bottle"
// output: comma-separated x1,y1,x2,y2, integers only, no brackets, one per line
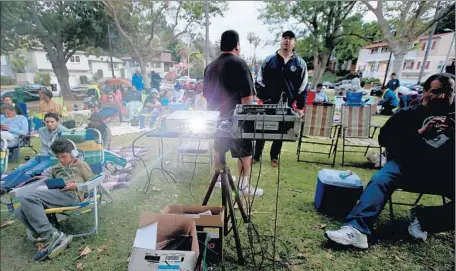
253,97,257,105
339,170,352,179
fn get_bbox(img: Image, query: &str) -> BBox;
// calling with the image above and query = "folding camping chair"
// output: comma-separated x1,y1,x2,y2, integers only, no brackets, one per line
1,138,8,176
9,128,111,238
177,136,213,174
297,105,339,167
340,105,382,167
125,101,144,122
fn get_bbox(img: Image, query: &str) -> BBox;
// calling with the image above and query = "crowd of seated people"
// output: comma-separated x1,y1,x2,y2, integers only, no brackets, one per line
0,112,69,194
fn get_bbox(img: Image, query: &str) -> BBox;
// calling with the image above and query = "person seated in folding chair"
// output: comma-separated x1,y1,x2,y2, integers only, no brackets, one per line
86,112,111,150
325,73,455,249
1,113,69,194
0,104,28,149
377,86,399,115
171,83,185,103
14,139,94,261
142,89,162,125
312,83,330,104
2,95,24,115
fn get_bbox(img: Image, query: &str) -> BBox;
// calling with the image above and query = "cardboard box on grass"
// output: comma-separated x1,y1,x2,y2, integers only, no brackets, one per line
161,205,224,265
129,213,199,271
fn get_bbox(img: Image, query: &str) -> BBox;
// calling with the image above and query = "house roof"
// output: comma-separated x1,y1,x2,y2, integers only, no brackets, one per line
87,55,124,63
362,32,453,49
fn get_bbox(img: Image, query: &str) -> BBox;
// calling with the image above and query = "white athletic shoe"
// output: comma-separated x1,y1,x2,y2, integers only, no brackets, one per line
325,226,368,249
214,175,236,189
407,209,428,241
239,186,264,197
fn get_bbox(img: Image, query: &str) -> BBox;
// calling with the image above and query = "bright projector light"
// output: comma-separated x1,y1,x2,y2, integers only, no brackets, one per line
188,118,207,133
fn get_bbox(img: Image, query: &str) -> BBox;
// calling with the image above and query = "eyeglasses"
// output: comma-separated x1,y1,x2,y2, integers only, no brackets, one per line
428,87,454,95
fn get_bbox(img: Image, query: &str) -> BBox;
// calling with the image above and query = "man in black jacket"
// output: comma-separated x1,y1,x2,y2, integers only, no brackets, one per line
325,73,455,249
254,30,309,167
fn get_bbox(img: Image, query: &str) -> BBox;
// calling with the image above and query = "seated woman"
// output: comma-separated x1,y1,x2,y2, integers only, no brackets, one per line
0,104,28,148
100,92,125,122
39,88,61,116
86,112,112,150
14,139,94,261
2,95,24,115
142,89,162,125
0,113,69,194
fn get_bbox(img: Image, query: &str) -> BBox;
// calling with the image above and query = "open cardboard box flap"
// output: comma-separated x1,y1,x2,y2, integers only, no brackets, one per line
161,205,224,227
138,212,199,253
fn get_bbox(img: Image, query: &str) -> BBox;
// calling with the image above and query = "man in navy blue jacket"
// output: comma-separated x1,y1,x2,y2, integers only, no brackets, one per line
254,30,309,167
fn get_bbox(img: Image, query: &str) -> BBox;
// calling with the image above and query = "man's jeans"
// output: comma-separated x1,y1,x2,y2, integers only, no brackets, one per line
1,156,51,191
344,160,455,235
254,140,283,161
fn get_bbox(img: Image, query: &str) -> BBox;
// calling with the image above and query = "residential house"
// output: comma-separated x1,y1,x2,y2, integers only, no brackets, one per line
356,32,455,84
1,55,14,78
121,50,175,78
87,55,126,79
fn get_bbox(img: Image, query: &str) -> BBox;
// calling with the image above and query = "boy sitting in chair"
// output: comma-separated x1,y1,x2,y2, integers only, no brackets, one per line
14,139,94,261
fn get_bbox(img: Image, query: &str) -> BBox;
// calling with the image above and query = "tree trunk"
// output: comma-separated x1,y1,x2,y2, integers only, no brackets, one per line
53,65,71,98
312,52,330,88
390,51,406,79
138,59,150,89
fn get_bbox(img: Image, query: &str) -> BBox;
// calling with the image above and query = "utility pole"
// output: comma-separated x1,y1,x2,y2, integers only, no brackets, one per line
204,0,209,67
417,3,440,84
108,24,115,78
382,51,393,88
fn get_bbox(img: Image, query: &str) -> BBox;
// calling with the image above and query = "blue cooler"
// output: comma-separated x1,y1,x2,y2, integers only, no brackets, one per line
314,169,364,218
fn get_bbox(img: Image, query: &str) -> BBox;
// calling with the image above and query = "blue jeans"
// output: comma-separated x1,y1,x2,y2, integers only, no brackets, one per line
344,160,454,235
2,156,51,191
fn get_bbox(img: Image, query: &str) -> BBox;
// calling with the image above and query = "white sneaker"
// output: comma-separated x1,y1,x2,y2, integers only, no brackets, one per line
407,209,427,241
214,175,236,189
239,186,264,197
325,226,368,249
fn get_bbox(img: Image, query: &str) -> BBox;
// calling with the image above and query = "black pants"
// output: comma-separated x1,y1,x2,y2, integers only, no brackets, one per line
253,140,283,161
379,104,395,116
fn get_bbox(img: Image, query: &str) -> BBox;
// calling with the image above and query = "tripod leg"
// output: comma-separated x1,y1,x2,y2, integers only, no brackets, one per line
202,171,220,205
220,172,229,236
226,170,249,223
223,174,245,265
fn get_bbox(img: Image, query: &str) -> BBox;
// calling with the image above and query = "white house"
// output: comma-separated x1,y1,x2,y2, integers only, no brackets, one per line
1,47,133,88
121,50,174,78
356,32,455,84
87,55,126,79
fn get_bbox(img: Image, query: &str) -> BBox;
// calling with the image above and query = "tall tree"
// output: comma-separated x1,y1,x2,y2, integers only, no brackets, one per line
1,1,111,97
102,1,227,88
435,7,455,34
361,0,455,77
334,16,383,64
259,1,358,87
252,36,261,66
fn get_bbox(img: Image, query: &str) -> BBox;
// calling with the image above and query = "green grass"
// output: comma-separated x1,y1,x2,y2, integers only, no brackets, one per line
309,73,342,84
1,119,454,271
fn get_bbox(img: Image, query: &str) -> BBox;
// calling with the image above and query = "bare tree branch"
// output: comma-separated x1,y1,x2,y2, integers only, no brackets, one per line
146,2,167,47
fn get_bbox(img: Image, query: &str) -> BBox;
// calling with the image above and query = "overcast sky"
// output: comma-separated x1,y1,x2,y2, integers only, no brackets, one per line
205,1,377,60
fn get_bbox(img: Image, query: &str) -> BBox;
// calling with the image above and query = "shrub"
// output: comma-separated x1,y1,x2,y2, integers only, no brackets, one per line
0,75,16,85
34,72,51,85
80,75,89,84
335,70,350,77
92,69,104,82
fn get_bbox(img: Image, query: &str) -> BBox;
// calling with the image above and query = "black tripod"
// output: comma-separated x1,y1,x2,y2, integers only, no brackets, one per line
202,152,249,265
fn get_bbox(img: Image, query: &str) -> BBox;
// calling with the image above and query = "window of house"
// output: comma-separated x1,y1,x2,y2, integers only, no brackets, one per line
417,62,421,69
403,62,407,70
425,61,430,69
436,61,444,71
75,56,80,62
70,56,75,62
164,62,170,72
421,42,426,50
113,63,119,69
45,54,50,61
152,62,161,68
431,41,436,50
371,48,377,54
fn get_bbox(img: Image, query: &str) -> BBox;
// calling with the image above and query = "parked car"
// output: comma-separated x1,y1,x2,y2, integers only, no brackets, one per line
194,80,204,93
182,80,196,90
322,82,335,89
1,89,40,103
370,86,383,97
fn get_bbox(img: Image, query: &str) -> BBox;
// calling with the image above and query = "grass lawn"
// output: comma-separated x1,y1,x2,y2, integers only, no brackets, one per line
1,117,454,271
309,73,342,84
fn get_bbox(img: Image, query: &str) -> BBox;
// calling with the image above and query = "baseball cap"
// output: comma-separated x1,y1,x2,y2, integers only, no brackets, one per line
151,88,159,95
88,112,103,122
282,31,296,39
